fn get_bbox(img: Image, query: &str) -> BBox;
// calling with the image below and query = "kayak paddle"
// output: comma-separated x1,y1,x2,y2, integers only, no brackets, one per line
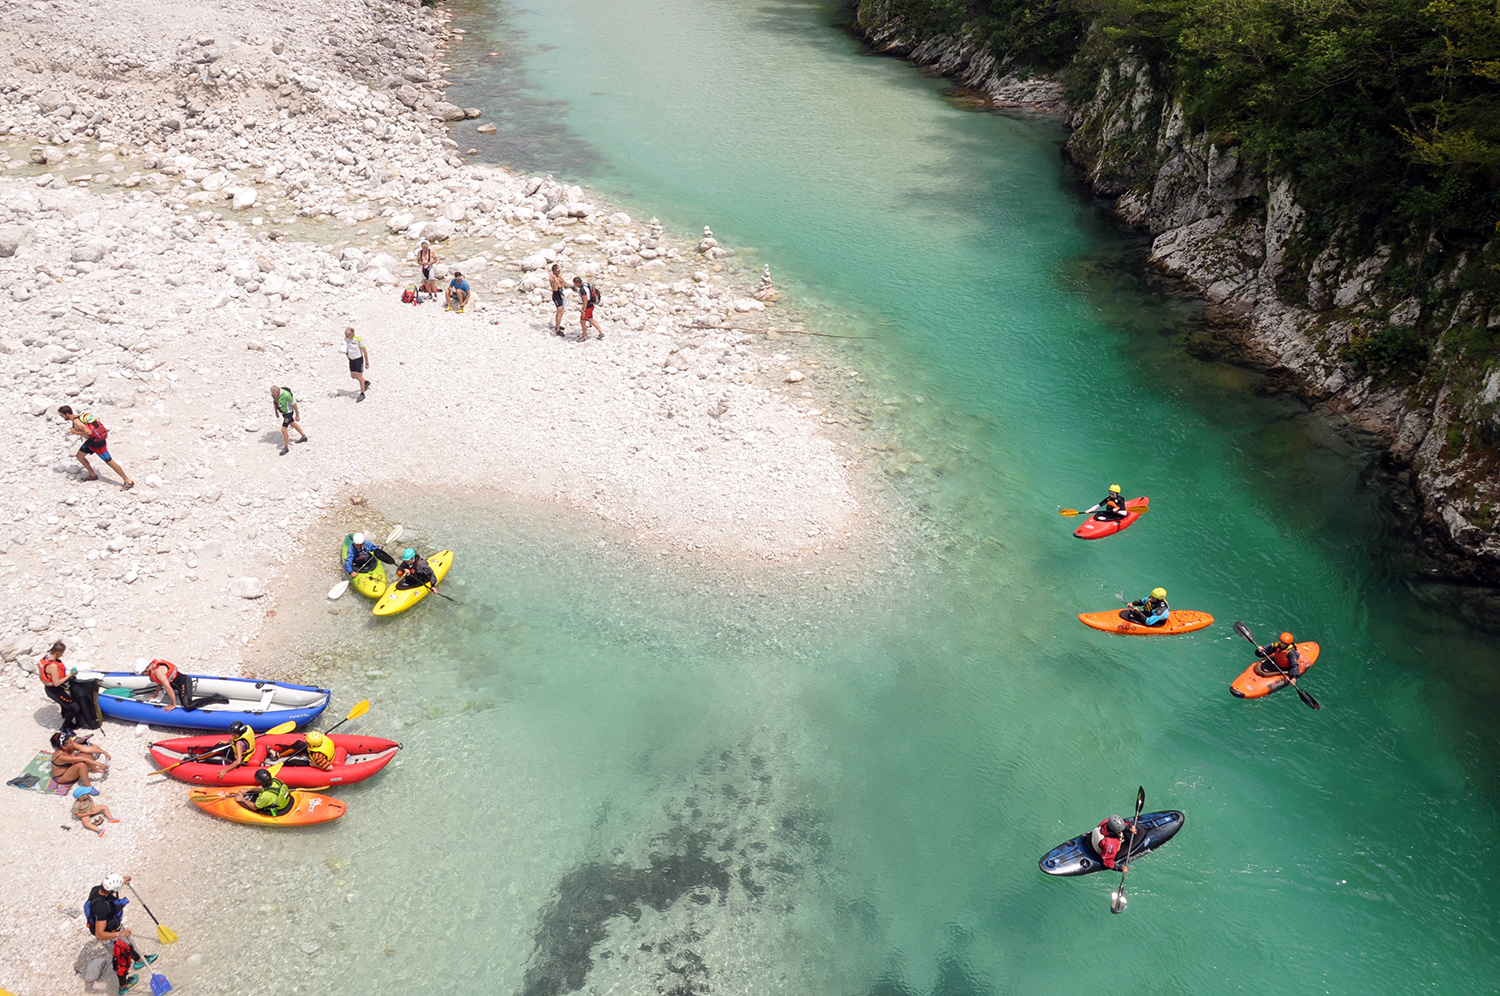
1060,502,1149,517
210,720,300,780
327,580,349,600
384,524,404,546
269,700,371,764
1232,621,1321,710
126,883,178,945
372,548,397,565
1109,786,1146,914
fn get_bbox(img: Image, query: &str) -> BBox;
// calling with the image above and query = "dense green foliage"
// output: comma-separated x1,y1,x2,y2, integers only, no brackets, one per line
860,0,1500,245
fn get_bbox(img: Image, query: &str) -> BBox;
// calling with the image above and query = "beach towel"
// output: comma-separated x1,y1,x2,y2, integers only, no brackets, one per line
6,751,68,794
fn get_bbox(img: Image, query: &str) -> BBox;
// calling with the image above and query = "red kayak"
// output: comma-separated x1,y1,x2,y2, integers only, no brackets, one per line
1073,497,1149,539
149,734,401,788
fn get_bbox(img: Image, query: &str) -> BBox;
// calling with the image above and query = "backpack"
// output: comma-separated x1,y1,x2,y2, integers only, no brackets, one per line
79,412,107,443
586,284,601,306
401,285,417,304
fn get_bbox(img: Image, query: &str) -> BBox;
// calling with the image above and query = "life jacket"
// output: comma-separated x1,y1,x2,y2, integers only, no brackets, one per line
39,654,68,687
1090,820,1125,868
79,412,108,443
253,777,293,814
85,885,122,936
307,737,336,770
147,659,178,684
232,728,256,761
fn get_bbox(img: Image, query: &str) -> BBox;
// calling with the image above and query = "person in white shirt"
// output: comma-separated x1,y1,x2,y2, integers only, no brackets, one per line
344,327,370,401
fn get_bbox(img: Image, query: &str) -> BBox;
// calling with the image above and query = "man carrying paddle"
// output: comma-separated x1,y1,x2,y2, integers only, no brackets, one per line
87,873,156,994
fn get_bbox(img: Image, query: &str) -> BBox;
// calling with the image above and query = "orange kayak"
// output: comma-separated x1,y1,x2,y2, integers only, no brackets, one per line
189,789,347,826
1230,642,1320,699
1079,609,1213,636
1073,497,1149,539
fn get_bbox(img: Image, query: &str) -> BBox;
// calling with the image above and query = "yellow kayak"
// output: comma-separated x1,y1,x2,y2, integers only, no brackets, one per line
342,534,387,598
372,550,453,617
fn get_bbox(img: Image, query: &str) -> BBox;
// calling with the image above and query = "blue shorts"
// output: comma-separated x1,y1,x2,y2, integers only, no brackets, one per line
79,443,111,462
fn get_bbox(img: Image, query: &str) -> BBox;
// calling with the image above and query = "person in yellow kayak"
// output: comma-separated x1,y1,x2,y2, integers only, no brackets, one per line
220,721,256,777
266,731,336,771
393,548,436,590
239,768,294,817
344,532,382,576
1089,484,1130,521
1256,632,1304,676
1121,588,1170,627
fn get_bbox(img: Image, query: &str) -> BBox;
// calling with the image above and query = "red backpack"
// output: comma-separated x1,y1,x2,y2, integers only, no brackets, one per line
79,413,107,443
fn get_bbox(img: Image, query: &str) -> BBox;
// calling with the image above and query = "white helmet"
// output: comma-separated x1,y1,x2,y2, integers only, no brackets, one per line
352,532,365,545
134,657,152,673
103,873,124,892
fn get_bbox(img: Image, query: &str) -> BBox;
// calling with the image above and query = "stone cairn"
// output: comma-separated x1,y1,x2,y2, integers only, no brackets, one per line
696,226,727,260
752,264,779,302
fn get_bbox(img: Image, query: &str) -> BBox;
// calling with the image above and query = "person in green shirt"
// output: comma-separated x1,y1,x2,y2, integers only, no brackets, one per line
269,384,309,456
240,768,294,817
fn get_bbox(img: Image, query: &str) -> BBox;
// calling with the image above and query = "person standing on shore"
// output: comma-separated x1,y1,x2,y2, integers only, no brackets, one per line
38,639,77,722
270,384,308,456
343,327,370,402
57,406,133,490
417,240,436,300
573,276,604,341
549,263,567,335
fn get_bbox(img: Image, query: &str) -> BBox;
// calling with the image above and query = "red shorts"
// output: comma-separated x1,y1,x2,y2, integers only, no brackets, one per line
582,306,595,320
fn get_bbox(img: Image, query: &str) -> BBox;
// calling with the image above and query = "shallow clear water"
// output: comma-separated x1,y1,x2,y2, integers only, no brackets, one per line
205,2,1500,993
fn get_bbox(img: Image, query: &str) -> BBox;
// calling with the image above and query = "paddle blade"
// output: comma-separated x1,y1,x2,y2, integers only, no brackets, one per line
267,761,285,778
266,720,298,735
1109,887,1127,914
1232,620,1255,644
1135,786,1146,817
1295,684,1323,710
157,923,179,945
345,699,371,721
373,548,396,564
1059,508,1081,517
150,970,174,995
327,580,349,600
384,524,404,546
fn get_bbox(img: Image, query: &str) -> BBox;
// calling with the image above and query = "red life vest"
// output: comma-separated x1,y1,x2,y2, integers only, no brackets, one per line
1094,819,1124,869
147,659,178,684
39,654,68,687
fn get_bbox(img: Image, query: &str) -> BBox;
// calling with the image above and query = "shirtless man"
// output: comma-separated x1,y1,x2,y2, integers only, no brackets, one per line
58,406,133,489
548,263,567,335
416,240,437,299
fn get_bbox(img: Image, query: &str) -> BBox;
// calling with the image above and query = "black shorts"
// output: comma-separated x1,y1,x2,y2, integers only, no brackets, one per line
422,265,432,279
552,289,566,307
281,410,295,427
348,356,364,373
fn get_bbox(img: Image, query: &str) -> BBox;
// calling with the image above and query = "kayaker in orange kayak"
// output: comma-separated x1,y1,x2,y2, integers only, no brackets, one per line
1089,814,1136,870
1121,588,1169,627
1255,632,1304,676
239,768,295,817
1087,485,1130,521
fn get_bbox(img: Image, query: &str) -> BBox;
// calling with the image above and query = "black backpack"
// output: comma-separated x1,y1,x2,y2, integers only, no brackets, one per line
586,284,601,306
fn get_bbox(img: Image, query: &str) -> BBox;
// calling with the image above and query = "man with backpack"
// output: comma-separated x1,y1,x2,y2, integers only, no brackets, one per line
270,384,309,456
572,275,605,340
86,872,156,994
58,405,133,490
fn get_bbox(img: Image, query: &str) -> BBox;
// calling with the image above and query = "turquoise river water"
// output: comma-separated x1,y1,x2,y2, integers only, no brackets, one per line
208,2,1500,994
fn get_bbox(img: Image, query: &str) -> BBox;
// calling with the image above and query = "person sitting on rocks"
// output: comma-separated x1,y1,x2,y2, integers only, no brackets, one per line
72,785,120,836
445,271,470,313
51,730,109,789
394,548,436,590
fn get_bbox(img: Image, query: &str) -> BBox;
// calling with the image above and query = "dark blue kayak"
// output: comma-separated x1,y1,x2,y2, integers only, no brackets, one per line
1039,810,1185,876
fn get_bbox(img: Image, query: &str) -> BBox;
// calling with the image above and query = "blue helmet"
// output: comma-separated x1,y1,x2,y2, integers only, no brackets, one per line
402,548,416,561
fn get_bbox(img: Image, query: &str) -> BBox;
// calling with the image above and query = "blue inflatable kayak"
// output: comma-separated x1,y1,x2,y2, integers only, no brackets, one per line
84,671,330,732
1039,810,1185,876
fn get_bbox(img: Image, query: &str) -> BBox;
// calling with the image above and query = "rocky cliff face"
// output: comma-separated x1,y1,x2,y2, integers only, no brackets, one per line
854,1,1500,581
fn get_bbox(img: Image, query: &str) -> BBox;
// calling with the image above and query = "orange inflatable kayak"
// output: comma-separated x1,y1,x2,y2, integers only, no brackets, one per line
189,789,347,826
1078,609,1213,635
1230,642,1320,699
1073,498,1149,539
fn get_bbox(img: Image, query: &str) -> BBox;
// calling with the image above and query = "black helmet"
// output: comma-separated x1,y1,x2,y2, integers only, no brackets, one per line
1106,814,1127,834
254,768,273,787
229,721,248,736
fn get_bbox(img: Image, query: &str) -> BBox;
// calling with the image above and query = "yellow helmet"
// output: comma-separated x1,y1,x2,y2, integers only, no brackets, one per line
1108,484,1122,494
1151,588,1167,600
306,732,325,747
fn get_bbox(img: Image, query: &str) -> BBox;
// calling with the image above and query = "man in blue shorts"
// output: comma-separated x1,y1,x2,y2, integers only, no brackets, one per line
58,406,133,490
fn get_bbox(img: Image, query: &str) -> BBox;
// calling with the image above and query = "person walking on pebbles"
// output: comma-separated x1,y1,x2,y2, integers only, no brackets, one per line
573,276,604,340
549,263,567,335
270,384,309,456
343,327,371,401
58,405,133,490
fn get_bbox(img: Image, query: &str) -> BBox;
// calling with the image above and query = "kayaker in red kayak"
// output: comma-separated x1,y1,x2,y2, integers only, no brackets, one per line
1088,485,1130,520
220,721,257,777
266,731,336,771
1090,814,1136,870
1255,632,1303,676
1121,588,1170,627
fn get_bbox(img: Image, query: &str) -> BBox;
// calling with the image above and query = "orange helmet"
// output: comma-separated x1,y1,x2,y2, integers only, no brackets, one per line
1279,632,1295,645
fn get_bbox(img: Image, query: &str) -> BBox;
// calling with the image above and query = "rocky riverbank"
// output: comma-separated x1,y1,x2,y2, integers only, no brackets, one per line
852,0,1500,583
0,1,884,991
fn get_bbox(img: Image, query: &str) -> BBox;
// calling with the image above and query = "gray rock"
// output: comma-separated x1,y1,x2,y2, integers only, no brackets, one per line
194,540,221,559
228,577,265,599
0,226,28,257
27,614,51,632
71,242,107,263
0,636,33,662
36,90,66,114
395,85,420,108
432,102,467,122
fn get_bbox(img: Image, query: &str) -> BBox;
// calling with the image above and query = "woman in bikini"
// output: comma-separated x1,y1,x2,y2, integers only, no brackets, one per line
549,263,567,336
51,731,110,788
